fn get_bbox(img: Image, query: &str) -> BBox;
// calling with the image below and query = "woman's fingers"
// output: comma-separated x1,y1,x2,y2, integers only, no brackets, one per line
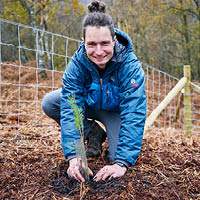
88,167,94,176
94,164,127,181
94,167,111,181
67,159,93,182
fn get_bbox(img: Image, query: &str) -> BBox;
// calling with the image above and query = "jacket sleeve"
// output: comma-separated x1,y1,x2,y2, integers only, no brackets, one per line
115,53,147,166
60,59,86,160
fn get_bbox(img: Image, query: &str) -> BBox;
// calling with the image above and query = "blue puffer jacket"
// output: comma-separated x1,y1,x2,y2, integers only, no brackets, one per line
60,29,146,166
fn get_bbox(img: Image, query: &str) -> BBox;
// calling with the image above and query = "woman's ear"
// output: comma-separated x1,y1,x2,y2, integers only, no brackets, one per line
81,37,84,43
113,36,116,45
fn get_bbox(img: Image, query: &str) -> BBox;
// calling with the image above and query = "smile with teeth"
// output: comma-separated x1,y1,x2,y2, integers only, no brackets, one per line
94,55,107,60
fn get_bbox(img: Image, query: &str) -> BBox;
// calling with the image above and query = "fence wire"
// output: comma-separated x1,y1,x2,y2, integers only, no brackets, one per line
0,18,199,139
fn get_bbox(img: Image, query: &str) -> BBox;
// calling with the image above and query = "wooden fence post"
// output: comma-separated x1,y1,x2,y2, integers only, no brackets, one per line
144,77,187,133
184,65,192,135
174,89,184,122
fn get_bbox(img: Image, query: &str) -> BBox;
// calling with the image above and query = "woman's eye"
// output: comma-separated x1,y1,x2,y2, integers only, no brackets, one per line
87,43,95,46
102,42,109,46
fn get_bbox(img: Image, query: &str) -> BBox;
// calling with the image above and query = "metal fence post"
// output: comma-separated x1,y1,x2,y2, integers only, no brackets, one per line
184,65,192,135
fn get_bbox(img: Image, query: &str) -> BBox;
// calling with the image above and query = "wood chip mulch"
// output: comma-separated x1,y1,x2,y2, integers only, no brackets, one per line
0,126,199,200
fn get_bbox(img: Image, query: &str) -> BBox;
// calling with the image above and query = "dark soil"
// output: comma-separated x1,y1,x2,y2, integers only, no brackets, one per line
0,126,199,200
0,62,200,199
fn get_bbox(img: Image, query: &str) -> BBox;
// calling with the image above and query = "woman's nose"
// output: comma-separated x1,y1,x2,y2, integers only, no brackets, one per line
95,44,103,55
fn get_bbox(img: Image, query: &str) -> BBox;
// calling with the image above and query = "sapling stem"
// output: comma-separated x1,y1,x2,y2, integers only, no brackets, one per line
68,94,90,182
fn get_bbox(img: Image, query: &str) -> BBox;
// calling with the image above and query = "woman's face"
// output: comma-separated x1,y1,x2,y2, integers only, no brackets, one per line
84,26,115,69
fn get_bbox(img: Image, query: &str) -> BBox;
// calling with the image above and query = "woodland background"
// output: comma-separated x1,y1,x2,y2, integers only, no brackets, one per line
0,0,199,80
0,1,200,199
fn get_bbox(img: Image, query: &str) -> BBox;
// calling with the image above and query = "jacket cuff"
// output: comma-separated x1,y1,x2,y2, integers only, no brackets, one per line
114,159,130,169
66,154,77,161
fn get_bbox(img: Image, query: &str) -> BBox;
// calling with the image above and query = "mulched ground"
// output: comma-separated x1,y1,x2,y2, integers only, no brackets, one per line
0,126,199,200
1,62,200,199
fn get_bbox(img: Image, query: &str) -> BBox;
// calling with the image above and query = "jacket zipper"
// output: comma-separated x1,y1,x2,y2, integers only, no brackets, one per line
107,88,110,102
100,78,103,109
100,78,103,90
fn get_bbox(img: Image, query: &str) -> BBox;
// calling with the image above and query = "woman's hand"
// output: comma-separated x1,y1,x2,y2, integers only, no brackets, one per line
94,164,127,181
67,158,93,182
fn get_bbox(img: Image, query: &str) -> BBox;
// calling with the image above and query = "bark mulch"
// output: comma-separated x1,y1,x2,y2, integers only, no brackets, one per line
0,126,199,200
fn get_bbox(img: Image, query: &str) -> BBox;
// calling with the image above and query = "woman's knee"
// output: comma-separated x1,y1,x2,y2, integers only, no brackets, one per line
42,92,53,116
41,89,61,117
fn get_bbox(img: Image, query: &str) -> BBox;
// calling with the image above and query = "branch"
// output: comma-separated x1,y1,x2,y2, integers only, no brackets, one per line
168,4,200,20
19,0,30,13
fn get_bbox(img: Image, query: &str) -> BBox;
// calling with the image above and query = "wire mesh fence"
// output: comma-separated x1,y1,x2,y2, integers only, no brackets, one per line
0,18,81,138
0,18,199,139
190,84,200,134
143,64,182,129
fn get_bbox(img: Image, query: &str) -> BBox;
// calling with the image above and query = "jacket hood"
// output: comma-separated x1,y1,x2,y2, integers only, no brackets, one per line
114,28,133,52
72,28,134,70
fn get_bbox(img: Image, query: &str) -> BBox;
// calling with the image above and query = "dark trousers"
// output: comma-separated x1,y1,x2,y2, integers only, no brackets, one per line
42,89,121,161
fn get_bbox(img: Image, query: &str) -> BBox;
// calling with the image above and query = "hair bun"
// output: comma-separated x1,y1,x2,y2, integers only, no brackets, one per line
88,0,106,13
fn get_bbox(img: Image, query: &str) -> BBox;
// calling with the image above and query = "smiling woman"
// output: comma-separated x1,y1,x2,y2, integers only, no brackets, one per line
84,26,115,69
82,1,116,70
42,0,146,183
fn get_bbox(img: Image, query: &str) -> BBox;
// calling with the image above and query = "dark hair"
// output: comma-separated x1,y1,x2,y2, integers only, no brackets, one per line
82,0,115,39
